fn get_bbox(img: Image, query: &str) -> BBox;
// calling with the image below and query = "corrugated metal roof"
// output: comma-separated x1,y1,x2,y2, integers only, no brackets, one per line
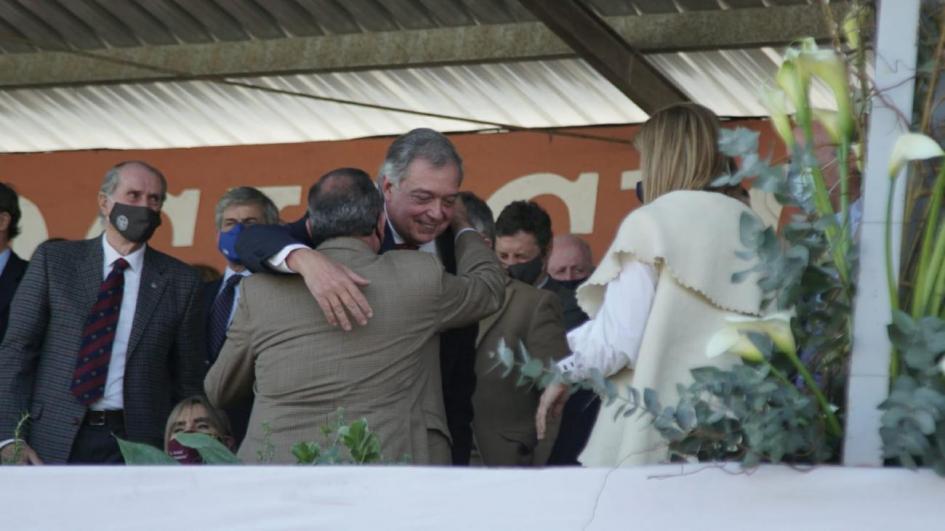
0,0,808,54
0,48,836,152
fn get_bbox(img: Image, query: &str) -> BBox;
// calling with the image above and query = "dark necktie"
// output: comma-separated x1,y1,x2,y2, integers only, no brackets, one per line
207,274,243,362
71,258,129,406
393,242,419,251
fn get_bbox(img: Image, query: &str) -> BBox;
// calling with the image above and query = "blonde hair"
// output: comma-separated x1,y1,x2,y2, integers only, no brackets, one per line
635,103,727,203
163,395,232,451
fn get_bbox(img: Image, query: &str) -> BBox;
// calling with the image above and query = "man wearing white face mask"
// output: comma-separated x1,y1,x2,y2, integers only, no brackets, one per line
0,160,205,464
203,186,279,446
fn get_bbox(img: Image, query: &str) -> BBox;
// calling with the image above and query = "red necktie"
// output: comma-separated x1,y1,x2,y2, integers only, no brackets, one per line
71,258,129,406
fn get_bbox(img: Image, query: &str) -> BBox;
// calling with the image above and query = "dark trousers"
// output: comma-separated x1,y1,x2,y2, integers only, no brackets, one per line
68,415,126,464
546,389,601,465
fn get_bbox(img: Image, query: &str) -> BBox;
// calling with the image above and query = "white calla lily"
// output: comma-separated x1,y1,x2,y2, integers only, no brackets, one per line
888,133,945,178
776,60,808,118
706,326,764,363
725,311,797,355
760,86,795,149
798,50,854,142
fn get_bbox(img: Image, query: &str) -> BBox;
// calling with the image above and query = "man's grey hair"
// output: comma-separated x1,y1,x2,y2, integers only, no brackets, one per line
460,191,495,244
100,160,168,201
309,168,383,241
379,128,463,187
214,186,280,231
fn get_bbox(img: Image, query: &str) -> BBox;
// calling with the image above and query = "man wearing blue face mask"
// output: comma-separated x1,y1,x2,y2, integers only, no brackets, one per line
0,161,205,464
206,187,280,364
204,187,279,446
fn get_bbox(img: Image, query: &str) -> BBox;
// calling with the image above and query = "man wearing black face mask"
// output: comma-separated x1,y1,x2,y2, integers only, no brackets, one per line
494,201,589,330
203,186,279,446
0,160,205,464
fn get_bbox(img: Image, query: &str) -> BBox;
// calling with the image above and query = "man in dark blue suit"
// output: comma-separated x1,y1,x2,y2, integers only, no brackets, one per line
204,186,279,446
0,183,27,342
236,129,484,464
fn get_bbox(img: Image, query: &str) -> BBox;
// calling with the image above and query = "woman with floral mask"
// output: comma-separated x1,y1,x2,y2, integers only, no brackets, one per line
536,103,765,467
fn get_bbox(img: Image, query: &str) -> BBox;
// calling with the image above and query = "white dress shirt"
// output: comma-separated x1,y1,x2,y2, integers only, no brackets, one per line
219,266,252,326
557,261,658,380
92,235,147,411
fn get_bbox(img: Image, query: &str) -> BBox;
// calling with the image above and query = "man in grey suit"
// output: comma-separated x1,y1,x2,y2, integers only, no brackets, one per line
205,168,504,464
0,161,205,464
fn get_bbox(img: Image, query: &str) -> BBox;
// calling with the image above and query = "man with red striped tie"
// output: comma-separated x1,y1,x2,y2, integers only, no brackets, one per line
0,161,205,464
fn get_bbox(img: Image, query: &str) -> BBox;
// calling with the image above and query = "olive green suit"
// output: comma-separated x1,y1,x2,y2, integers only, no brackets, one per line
473,278,568,466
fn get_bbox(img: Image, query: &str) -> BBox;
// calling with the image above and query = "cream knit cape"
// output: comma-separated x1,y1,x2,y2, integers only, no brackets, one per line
576,190,765,467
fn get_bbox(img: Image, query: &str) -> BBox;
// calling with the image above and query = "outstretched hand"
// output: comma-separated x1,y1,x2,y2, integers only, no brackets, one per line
0,441,43,465
287,248,373,331
536,383,569,440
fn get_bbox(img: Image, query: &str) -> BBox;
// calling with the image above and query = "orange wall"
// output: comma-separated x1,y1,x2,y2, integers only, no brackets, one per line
1,121,779,271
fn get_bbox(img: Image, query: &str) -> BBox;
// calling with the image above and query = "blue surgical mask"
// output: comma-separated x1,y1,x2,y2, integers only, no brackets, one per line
218,223,244,264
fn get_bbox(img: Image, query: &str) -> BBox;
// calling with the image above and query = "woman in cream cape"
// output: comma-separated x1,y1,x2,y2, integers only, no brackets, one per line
537,103,765,467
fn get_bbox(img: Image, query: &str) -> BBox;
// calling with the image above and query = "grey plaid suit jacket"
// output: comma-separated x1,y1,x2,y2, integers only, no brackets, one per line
0,237,206,463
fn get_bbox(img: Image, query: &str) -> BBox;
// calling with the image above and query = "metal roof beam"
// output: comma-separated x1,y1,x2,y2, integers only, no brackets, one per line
519,0,688,113
0,3,849,89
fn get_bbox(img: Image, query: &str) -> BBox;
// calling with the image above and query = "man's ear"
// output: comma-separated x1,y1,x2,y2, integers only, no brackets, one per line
0,212,10,234
381,175,394,201
305,217,313,239
377,211,387,237
97,193,111,219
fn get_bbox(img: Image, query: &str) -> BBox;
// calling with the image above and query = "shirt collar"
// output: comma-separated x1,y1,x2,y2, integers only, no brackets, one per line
223,266,251,282
385,210,438,255
101,234,146,273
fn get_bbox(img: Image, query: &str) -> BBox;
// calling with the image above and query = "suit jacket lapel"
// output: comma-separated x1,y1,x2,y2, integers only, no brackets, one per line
0,253,26,312
476,278,513,347
436,229,456,274
126,247,168,360
78,239,105,315
379,221,395,254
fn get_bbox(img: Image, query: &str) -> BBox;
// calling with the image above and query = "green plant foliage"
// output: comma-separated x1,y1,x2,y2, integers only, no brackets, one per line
292,409,385,465
115,437,179,465
174,432,241,464
881,312,945,474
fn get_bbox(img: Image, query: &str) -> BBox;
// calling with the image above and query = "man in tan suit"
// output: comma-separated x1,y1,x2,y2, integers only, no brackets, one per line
463,193,569,466
205,169,505,464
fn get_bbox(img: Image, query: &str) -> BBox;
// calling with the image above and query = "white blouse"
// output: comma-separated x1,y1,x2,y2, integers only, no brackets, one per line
557,261,658,380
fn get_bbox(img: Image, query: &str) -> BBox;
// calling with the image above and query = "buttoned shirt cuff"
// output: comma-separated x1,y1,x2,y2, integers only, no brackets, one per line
454,227,478,241
267,244,310,273
556,354,585,381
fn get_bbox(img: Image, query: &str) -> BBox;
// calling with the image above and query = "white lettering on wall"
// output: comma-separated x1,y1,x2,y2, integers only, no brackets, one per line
620,170,642,191
257,186,302,219
487,172,599,234
11,196,48,260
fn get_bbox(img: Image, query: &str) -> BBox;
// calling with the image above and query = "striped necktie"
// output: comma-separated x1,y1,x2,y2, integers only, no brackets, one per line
71,258,129,406
207,274,243,362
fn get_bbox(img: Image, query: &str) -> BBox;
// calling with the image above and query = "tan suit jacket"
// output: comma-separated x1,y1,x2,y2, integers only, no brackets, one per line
205,232,505,464
473,278,568,466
